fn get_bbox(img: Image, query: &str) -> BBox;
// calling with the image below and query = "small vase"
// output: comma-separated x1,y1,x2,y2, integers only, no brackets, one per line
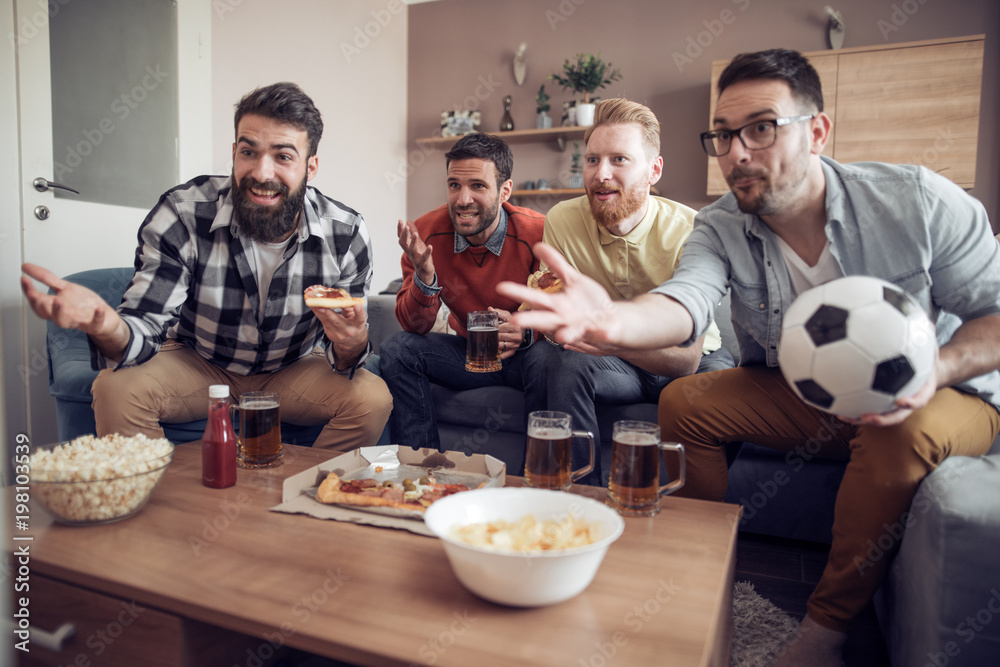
536,112,552,129
499,95,514,132
576,102,596,127
569,172,583,189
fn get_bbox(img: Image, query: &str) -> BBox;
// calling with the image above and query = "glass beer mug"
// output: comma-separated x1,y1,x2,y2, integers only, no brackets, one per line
523,411,595,491
234,391,283,469
607,420,686,516
465,311,502,373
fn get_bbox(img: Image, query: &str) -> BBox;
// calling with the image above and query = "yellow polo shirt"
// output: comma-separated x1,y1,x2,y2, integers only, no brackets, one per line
543,195,722,354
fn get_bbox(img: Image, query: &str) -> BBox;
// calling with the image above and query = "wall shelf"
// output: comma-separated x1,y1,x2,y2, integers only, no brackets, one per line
510,188,584,198
416,126,587,151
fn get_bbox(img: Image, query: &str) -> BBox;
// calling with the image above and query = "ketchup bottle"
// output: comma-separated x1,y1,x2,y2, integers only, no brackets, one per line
202,384,237,488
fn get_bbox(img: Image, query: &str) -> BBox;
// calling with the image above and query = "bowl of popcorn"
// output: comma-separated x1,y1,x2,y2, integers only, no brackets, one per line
29,434,174,526
424,487,625,607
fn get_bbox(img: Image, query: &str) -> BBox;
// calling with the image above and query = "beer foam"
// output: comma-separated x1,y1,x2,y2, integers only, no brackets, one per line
614,432,659,446
527,427,572,439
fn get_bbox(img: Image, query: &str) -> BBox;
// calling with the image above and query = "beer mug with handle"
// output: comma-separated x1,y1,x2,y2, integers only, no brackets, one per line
234,391,283,469
466,311,501,372
607,420,686,516
523,411,595,491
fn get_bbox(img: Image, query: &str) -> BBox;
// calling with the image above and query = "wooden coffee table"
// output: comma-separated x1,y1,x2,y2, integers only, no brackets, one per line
10,442,740,667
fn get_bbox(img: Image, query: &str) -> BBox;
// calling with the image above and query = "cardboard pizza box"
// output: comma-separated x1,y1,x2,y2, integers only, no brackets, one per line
272,445,506,536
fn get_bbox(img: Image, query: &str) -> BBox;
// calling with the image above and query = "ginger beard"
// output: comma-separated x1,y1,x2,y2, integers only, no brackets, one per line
586,179,648,229
233,172,308,243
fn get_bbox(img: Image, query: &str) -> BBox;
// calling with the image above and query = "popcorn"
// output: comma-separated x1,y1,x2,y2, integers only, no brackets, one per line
30,434,173,524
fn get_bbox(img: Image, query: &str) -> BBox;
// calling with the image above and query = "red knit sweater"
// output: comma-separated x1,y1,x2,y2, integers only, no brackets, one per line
395,202,544,337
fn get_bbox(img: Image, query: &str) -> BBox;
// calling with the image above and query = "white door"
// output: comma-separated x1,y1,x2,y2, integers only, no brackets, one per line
0,0,212,452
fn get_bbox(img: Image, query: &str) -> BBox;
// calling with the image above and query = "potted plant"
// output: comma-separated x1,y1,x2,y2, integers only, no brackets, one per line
535,84,552,129
549,52,622,126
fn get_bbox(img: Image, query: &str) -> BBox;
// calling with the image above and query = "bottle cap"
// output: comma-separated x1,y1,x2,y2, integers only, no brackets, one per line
208,384,229,398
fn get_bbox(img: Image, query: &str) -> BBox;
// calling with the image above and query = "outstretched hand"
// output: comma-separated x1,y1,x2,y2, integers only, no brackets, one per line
21,263,121,338
21,263,132,361
397,219,435,286
497,243,622,350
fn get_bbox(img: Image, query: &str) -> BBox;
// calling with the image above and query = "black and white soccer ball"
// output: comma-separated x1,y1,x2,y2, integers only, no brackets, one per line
778,276,936,418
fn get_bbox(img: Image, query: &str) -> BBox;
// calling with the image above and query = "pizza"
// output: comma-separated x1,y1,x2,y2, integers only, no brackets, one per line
518,268,564,311
316,472,471,512
304,285,366,309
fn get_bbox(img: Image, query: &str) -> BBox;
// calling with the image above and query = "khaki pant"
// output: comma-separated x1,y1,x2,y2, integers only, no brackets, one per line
658,366,1000,632
92,341,393,451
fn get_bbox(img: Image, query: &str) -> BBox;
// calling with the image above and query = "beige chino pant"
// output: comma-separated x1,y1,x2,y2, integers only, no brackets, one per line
92,341,392,451
658,366,1000,632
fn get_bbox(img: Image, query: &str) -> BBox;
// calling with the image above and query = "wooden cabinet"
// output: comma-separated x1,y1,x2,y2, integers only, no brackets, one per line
417,126,587,199
22,574,264,667
706,35,984,195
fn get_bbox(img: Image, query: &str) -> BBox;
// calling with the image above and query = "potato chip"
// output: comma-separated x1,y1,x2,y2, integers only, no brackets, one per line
449,514,599,552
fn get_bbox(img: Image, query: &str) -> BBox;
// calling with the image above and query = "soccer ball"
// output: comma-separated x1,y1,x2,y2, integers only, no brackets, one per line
778,276,936,418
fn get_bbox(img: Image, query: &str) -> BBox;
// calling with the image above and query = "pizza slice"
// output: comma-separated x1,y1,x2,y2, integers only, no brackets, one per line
304,285,366,309
518,268,564,311
315,472,470,512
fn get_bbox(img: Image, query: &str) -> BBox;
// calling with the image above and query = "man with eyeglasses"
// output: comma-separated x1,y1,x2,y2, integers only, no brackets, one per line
500,48,1000,666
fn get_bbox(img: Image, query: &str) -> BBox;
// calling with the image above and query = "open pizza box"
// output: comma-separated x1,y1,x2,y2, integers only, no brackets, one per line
271,445,506,536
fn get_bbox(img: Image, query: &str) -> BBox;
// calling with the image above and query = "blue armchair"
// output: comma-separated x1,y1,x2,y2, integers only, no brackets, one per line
46,267,323,446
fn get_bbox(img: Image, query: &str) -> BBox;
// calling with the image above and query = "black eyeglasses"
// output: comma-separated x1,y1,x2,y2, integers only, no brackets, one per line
700,115,814,157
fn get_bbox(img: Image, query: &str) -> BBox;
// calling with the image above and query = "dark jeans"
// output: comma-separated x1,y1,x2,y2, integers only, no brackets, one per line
524,342,735,485
378,331,545,449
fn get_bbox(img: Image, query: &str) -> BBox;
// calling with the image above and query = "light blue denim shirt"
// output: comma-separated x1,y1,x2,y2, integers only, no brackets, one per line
653,156,1000,410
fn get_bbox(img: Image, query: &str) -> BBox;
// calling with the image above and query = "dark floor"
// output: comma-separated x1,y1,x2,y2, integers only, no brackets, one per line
735,531,892,667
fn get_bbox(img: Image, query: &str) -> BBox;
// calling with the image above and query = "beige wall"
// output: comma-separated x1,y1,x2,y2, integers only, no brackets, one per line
406,0,1000,234
213,0,409,294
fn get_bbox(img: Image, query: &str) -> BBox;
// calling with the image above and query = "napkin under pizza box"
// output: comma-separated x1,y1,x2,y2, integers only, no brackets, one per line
272,445,506,536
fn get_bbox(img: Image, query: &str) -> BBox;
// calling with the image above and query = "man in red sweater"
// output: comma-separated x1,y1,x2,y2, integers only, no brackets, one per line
378,133,545,450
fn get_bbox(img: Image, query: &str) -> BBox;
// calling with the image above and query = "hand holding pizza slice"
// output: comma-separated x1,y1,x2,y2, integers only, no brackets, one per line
304,285,366,309
518,268,564,311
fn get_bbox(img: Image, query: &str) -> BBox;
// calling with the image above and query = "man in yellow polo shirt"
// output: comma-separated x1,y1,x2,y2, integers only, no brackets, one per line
526,98,733,485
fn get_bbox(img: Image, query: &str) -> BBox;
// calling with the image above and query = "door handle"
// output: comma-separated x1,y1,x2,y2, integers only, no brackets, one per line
33,177,80,195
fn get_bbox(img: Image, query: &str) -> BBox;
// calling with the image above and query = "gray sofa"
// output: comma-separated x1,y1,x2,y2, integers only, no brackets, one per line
46,269,1000,666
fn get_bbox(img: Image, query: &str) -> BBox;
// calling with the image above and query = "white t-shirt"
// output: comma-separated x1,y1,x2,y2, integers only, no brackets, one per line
248,239,290,323
775,236,843,297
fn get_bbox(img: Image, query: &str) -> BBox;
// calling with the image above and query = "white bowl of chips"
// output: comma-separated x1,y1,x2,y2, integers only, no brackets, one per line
424,487,625,607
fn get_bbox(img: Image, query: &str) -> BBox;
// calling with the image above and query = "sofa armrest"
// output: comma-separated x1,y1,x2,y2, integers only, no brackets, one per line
367,294,403,354
877,448,1000,665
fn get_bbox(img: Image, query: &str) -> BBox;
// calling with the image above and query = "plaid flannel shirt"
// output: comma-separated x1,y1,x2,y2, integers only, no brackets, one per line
97,175,374,377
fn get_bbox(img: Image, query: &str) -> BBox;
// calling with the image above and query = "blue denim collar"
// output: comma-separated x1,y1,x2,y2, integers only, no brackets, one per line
454,206,508,256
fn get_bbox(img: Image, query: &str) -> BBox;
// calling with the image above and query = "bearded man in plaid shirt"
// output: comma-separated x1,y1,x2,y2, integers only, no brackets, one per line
22,82,392,450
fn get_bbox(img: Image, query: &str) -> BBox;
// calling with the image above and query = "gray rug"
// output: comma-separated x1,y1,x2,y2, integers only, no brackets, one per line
730,581,801,667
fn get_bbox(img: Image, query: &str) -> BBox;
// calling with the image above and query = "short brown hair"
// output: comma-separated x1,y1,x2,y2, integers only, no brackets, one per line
718,49,823,113
584,98,660,160
234,82,323,158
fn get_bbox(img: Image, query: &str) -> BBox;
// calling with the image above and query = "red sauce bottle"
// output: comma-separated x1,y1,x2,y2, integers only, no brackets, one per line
202,384,237,488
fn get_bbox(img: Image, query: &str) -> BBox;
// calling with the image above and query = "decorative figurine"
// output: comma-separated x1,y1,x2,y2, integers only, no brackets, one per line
499,95,514,132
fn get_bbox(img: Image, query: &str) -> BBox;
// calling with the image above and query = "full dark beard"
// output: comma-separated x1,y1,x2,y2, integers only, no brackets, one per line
233,174,307,243
587,181,647,229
